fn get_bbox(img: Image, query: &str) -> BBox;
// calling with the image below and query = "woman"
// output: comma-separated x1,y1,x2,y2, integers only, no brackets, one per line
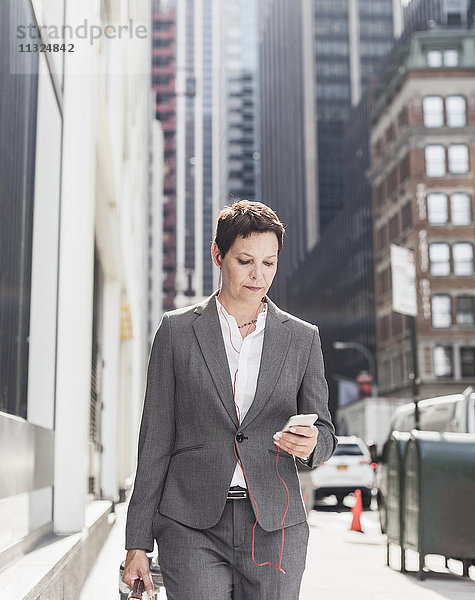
122,200,337,599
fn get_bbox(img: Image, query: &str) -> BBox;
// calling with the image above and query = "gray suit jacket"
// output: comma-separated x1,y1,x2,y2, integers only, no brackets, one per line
125,290,337,552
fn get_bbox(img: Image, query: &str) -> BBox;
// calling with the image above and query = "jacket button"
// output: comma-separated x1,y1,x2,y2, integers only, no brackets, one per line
236,432,244,443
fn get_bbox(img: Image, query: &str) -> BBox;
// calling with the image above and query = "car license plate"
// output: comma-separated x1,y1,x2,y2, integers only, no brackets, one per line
337,465,347,470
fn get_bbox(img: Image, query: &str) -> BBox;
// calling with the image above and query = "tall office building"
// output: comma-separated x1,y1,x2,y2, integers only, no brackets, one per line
159,0,261,304
314,0,396,230
259,0,397,307
259,0,319,306
176,0,215,304
288,94,377,416
152,1,178,311
153,0,210,308
280,1,475,415
216,0,260,204
208,0,261,296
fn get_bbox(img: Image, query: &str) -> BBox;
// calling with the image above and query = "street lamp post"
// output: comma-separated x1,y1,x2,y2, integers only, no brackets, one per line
333,341,378,398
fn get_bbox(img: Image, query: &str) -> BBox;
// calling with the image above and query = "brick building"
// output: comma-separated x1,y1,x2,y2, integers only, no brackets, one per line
369,31,475,398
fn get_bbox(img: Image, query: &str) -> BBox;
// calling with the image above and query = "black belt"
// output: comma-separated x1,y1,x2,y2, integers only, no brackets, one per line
227,485,248,500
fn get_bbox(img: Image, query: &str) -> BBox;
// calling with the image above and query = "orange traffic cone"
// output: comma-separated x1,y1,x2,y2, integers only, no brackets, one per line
350,488,364,533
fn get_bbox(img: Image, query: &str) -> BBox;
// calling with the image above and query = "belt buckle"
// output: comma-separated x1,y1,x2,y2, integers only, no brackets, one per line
227,489,247,500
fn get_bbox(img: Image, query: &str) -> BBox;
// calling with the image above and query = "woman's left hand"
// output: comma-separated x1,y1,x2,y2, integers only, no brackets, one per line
273,424,319,459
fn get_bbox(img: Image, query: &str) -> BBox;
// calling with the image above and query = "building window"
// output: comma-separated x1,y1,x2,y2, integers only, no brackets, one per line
360,40,392,57
446,96,466,127
387,167,398,196
401,201,412,230
378,314,390,342
431,294,452,328
317,83,350,100
388,213,399,241
460,347,475,377
153,21,173,31
393,353,404,383
433,346,453,378
399,153,410,181
453,242,473,275
315,19,348,35
427,193,448,225
448,144,469,174
456,296,475,326
443,49,459,67
450,193,471,225
153,74,172,85
423,96,444,127
425,145,446,177
315,40,349,56
427,49,459,68
377,224,388,253
392,312,404,337
429,242,450,276
427,50,442,67
385,124,395,144
398,106,409,129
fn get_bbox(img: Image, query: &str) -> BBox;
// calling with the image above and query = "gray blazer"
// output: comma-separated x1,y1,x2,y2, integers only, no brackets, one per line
125,290,337,552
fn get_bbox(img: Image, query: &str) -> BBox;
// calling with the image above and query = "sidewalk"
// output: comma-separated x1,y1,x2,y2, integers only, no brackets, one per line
301,506,475,600
80,501,475,599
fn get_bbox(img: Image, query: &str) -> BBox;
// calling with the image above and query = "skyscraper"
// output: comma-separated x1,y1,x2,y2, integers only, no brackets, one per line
314,0,395,230
152,0,178,311
174,0,262,302
259,0,318,306
209,0,261,294
218,0,260,203
259,0,397,307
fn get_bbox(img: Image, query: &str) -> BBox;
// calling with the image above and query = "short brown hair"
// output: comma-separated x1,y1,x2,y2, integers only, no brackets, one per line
213,200,286,259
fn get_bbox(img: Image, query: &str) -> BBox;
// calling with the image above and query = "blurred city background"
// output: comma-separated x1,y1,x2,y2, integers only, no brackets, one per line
0,0,474,598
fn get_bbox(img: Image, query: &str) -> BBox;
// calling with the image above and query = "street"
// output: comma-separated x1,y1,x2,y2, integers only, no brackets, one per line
80,497,475,599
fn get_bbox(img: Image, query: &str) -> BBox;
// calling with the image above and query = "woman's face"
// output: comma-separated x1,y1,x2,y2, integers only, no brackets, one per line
211,231,279,303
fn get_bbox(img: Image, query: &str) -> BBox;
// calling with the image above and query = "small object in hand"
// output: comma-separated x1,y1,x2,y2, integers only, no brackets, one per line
128,578,146,599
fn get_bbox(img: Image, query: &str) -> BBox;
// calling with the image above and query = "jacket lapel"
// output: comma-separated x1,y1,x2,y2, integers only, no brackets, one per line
192,291,291,430
192,292,239,427
240,296,291,428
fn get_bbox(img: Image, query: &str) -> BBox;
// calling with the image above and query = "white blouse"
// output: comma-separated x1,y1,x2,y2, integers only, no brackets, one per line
215,296,268,488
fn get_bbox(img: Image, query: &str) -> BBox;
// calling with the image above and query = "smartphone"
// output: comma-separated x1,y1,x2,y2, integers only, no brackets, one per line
282,413,318,433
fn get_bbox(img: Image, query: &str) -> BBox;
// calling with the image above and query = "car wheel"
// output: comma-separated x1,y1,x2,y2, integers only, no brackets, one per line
377,492,387,533
362,490,372,509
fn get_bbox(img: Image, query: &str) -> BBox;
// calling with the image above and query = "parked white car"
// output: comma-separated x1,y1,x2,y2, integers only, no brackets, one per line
311,435,376,508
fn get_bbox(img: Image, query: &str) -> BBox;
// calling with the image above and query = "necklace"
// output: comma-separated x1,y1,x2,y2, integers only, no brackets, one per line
238,318,258,329
237,302,267,328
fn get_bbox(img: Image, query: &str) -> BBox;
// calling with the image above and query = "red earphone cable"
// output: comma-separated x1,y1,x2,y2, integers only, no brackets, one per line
217,267,288,573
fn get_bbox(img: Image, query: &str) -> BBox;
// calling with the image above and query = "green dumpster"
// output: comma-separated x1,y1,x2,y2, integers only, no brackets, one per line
385,431,411,571
403,430,475,580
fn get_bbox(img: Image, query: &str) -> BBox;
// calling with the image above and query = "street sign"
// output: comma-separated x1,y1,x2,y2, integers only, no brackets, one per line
390,244,417,317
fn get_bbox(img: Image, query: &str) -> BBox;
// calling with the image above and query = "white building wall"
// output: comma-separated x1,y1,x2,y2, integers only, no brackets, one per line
54,0,98,535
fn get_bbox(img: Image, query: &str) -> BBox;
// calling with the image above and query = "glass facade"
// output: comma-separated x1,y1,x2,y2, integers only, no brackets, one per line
0,0,39,419
315,0,394,231
202,0,214,295
0,0,61,558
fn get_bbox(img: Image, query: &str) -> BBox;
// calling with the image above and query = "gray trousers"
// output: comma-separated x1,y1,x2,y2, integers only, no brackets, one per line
153,498,309,599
